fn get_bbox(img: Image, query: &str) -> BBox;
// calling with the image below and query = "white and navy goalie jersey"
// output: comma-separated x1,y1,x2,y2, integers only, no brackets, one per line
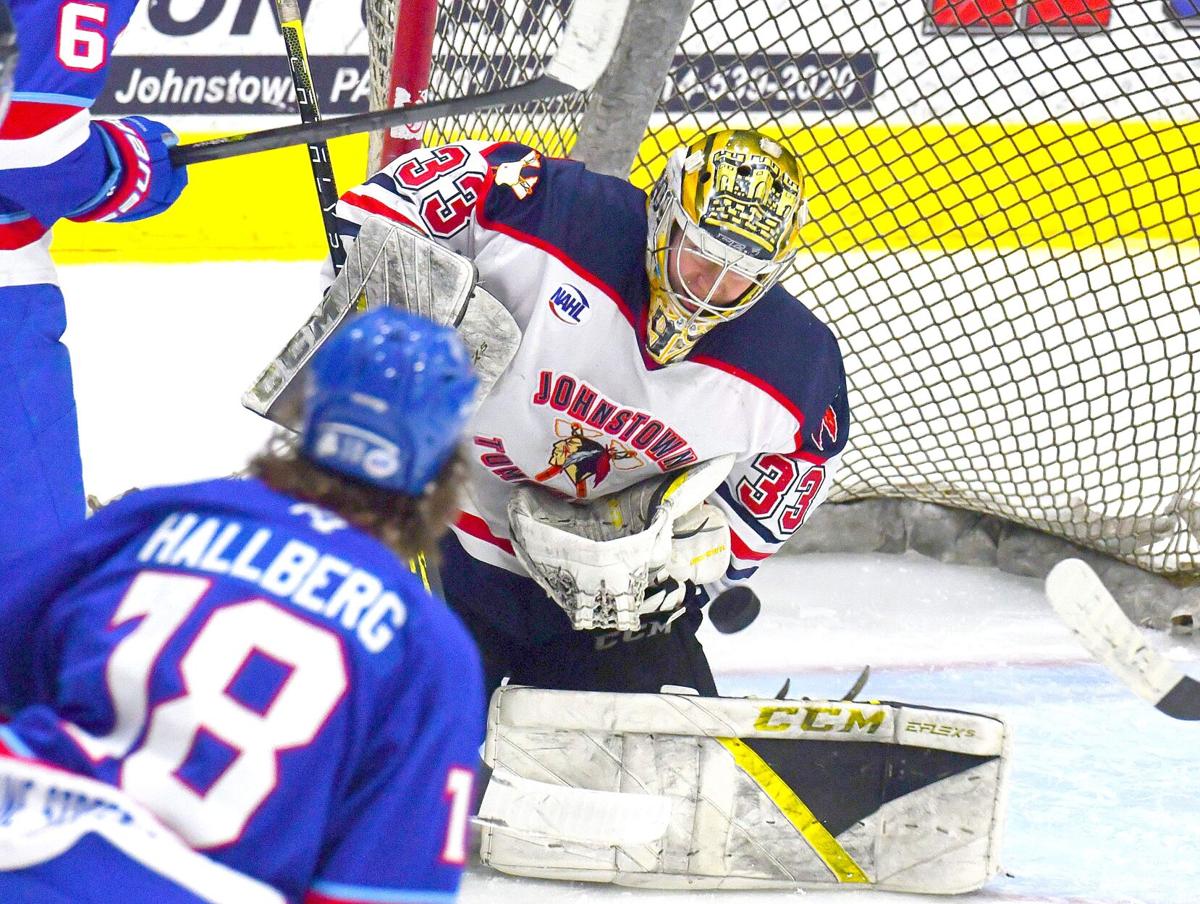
336,141,851,597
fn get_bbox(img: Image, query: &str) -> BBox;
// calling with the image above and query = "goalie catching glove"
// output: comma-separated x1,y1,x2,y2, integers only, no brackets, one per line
507,455,734,631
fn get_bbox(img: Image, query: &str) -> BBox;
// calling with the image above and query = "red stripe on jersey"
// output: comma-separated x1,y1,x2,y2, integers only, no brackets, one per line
0,735,90,778
730,530,771,562
691,353,818,456
0,216,49,250
340,191,426,234
791,449,826,465
303,892,364,904
473,164,657,365
0,101,83,140
454,511,514,555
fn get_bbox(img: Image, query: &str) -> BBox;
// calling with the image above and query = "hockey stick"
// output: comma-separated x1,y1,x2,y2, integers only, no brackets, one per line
273,0,344,272
170,0,631,167
1045,558,1200,720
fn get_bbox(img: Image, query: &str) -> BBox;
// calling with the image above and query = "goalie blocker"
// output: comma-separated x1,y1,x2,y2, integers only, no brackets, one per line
242,215,521,428
479,686,1010,894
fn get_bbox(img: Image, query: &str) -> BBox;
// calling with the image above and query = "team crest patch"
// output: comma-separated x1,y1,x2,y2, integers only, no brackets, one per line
493,149,542,200
535,421,643,498
548,283,591,325
812,405,839,451
531,371,700,474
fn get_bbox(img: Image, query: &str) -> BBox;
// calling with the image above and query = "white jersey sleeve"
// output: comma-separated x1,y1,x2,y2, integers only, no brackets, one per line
326,141,503,285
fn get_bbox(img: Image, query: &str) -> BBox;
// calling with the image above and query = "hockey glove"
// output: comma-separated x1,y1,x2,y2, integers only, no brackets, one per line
70,117,188,223
508,456,734,632
639,501,729,618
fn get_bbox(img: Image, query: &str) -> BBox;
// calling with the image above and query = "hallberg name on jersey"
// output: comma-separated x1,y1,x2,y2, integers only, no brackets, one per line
136,511,406,654
530,369,698,470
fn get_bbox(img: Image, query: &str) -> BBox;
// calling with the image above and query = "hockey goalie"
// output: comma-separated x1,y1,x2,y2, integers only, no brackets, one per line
246,128,1011,893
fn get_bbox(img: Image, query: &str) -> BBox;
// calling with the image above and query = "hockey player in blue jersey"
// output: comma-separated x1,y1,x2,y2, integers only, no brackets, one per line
0,0,189,560
0,307,484,904
322,128,851,700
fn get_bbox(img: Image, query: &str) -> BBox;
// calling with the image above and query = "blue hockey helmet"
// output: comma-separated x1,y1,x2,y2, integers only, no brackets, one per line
301,308,478,494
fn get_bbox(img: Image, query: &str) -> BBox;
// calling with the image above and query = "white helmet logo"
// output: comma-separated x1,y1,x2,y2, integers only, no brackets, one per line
364,447,400,480
315,429,340,459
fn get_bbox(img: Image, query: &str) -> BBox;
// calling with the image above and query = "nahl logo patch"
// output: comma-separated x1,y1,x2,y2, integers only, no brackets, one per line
548,283,591,325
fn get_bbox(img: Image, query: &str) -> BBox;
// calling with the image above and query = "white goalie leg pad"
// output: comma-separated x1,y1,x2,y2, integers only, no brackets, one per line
478,686,1010,894
242,214,521,429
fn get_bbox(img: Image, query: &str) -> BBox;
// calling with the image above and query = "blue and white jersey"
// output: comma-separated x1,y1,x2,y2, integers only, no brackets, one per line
335,141,851,598
0,0,139,285
0,477,483,904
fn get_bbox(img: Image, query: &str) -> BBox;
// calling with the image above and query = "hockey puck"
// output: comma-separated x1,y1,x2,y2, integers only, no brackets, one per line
707,586,761,634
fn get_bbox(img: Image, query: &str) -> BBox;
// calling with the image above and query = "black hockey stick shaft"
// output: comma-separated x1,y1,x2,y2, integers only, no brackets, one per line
170,78,571,167
274,0,344,272
1157,675,1200,720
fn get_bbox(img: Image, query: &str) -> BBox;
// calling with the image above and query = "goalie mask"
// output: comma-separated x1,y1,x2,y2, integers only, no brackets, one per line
645,130,806,365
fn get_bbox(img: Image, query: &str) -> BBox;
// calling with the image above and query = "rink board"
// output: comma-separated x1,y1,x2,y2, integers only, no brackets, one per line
49,121,1200,263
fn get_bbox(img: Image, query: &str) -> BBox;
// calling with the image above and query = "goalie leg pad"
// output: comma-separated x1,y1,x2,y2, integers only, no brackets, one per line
478,686,1010,894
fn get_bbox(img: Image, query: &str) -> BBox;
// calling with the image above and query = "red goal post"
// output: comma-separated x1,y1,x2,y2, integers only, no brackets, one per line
366,0,437,168
365,0,1200,592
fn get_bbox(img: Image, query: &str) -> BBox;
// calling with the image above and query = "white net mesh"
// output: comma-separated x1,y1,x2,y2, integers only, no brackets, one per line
365,0,1200,577
366,0,586,168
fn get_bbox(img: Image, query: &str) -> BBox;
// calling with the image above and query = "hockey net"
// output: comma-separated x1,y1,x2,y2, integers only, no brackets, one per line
366,0,1200,579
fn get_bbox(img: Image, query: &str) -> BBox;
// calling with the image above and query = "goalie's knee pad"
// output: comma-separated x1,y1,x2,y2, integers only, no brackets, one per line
478,685,1010,894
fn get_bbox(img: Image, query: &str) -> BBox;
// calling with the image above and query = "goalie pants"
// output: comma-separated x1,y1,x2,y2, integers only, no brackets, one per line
438,532,718,700
0,283,85,561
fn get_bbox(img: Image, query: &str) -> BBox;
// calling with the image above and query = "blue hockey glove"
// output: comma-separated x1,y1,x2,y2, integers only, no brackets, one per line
70,116,188,223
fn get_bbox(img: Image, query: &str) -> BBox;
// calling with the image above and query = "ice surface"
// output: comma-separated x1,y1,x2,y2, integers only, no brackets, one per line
62,262,1200,904
62,261,319,500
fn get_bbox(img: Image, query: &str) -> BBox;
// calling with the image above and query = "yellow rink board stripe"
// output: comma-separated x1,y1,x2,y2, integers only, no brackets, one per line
637,121,1200,254
716,736,869,884
52,133,371,264
51,121,1200,263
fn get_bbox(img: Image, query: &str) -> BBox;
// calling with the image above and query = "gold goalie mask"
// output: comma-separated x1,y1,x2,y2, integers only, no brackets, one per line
645,130,807,365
